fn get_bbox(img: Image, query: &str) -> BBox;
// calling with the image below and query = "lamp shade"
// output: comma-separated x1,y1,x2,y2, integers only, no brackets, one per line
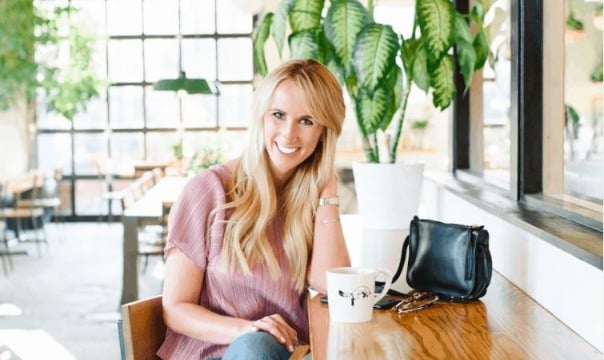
153,71,219,95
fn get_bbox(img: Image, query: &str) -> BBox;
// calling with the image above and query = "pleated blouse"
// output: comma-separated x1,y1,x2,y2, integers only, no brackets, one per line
157,164,308,360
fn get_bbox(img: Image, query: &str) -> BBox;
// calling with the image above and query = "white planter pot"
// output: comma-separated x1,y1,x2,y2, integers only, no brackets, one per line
351,162,424,285
351,162,424,230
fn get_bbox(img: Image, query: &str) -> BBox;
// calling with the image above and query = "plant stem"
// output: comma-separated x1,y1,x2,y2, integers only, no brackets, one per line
388,78,412,163
362,135,379,163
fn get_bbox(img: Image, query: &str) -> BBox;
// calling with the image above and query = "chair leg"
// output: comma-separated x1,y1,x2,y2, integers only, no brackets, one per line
0,231,14,275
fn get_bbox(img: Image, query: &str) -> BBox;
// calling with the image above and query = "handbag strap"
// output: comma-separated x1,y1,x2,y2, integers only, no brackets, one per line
392,235,410,284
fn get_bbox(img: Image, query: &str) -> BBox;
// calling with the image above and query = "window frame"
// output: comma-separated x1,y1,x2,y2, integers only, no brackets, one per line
452,0,602,268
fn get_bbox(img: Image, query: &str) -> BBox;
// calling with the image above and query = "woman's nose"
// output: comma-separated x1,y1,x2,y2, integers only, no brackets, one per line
280,119,298,138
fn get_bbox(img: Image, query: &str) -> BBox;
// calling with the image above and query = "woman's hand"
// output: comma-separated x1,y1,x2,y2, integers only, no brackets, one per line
249,314,298,352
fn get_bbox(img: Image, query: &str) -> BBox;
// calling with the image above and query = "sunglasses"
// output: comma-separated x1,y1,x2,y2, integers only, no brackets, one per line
392,290,439,314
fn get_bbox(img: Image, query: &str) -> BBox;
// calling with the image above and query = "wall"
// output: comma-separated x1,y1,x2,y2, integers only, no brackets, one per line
0,99,29,179
421,176,604,353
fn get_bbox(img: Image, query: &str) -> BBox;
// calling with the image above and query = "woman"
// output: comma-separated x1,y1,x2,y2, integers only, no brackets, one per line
158,59,351,359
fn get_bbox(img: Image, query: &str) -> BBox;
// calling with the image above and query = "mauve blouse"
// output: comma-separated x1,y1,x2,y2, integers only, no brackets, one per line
157,164,309,360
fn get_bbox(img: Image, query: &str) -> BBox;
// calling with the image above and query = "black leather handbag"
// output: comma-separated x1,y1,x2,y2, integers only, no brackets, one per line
392,216,493,301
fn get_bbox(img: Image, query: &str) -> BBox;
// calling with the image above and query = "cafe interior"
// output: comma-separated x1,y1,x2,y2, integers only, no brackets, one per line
0,0,602,359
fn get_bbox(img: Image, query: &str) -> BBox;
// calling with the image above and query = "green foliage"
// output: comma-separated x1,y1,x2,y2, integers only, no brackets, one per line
0,1,105,120
0,0,36,109
188,145,223,174
253,0,489,163
411,119,430,130
566,12,584,31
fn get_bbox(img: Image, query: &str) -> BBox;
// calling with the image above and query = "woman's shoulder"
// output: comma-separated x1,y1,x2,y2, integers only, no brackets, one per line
184,159,238,192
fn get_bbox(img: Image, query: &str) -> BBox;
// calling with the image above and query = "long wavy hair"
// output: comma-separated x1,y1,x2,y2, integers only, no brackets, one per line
215,59,345,292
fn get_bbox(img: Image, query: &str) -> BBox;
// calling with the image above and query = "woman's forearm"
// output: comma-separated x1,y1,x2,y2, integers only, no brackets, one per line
307,177,351,293
163,301,253,344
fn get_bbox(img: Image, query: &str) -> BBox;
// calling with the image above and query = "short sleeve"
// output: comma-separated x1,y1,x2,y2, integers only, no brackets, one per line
164,167,228,270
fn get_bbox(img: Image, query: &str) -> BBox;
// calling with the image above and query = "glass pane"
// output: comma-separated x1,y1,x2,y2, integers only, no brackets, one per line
182,94,217,128
72,0,106,35
93,178,130,216
482,0,511,187
108,39,143,82
564,0,603,201
143,0,178,35
144,39,180,82
90,39,108,79
57,178,72,217
109,86,144,129
217,38,253,81
146,88,179,129
147,131,180,162
37,133,72,176
182,39,217,79
216,0,252,34
107,0,142,35
73,95,108,130
218,84,253,127
73,133,107,175
109,132,144,170
36,90,72,130
75,179,104,216
181,0,215,34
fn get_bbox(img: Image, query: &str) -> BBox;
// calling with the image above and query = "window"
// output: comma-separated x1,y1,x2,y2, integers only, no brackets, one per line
455,0,602,265
35,0,253,219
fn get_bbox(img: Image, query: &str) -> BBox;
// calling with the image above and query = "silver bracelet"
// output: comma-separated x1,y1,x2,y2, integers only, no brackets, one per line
319,196,340,207
320,217,340,224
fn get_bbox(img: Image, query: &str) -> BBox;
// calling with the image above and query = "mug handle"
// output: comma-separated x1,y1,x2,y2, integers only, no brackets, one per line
373,268,393,305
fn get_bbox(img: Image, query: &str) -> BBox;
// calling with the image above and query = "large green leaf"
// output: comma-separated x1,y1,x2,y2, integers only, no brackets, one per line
416,0,455,60
253,13,273,77
289,0,324,33
412,44,430,92
430,54,456,109
324,0,369,79
380,66,402,131
455,39,476,91
353,24,398,92
401,37,418,81
272,0,294,57
355,87,389,135
288,28,325,61
452,13,472,44
472,29,489,70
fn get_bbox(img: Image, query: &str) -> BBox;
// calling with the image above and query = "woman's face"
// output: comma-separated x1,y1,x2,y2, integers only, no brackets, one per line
263,79,324,185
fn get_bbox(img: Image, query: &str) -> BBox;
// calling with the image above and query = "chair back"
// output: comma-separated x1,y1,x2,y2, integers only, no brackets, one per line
119,295,166,360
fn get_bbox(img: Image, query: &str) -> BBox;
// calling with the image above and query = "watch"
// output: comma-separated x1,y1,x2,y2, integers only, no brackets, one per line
319,196,340,206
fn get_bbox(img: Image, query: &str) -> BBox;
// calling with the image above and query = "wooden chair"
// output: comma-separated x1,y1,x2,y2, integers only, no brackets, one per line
118,295,310,360
0,171,47,256
119,295,166,360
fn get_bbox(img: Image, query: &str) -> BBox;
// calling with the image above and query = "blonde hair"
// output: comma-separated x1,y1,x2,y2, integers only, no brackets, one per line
217,59,345,292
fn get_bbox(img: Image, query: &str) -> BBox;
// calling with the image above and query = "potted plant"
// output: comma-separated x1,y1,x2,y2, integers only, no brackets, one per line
253,0,490,276
565,8,586,43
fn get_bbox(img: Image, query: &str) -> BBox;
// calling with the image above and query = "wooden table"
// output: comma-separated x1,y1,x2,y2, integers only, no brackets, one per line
308,271,602,359
133,161,169,178
120,176,187,305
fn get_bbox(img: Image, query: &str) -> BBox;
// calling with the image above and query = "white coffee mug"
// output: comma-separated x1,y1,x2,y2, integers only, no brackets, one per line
326,267,392,323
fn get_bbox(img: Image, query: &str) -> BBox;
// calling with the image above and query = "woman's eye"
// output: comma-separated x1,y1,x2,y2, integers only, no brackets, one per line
300,118,314,126
273,112,284,120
